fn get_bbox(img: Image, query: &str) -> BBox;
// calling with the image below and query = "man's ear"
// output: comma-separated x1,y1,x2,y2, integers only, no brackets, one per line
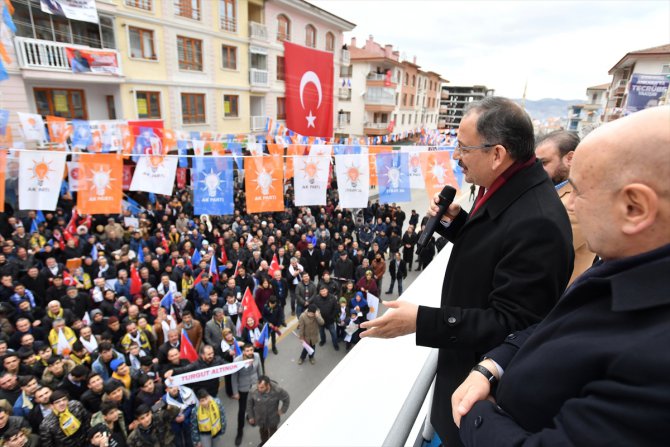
618,184,658,235
563,151,575,169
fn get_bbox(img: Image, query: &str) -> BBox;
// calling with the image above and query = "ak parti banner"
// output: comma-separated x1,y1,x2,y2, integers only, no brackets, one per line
46,116,70,150
419,150,458,197
77,153,123,214
284,41,334,137
244,155,284,214
367,145,392,186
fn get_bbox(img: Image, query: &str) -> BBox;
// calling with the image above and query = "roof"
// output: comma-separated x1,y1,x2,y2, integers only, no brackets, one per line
586,83,609,90
608,43,670,74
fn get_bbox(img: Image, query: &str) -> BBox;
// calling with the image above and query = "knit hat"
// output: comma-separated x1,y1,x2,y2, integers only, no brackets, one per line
110,358,125,372
90,309,102,318
103,379,124,394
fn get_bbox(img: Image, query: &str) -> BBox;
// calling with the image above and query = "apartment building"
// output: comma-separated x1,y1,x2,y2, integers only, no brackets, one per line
603,43,670,122
566,83,608,137
438,84,494,130
337,35,444,140
3,0,354,138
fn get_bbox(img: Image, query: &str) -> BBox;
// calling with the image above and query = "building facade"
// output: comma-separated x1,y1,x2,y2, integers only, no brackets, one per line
566,83,608,137
438,84,494,131
603,43,670,122
337,35,444,141
3,0,354,139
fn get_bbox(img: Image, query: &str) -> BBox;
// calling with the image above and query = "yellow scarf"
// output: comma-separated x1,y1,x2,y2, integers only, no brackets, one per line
47,308,64,320
182,276,194,297
197,399,221,437
112,371,131,390
55,406,81,437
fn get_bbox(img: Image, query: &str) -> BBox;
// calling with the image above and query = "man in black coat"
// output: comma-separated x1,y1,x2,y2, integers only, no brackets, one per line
361,97,573,447
385,252,407,296
300,242,319,279
453,104,670,446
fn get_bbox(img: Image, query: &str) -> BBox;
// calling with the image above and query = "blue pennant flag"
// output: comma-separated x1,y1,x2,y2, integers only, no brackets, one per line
0,60,7,82
36,211,46,224
147,192,156,204
256,323,269,359
0,110,9,135
193,157,234,216
30,219,38,234
228,142,243,170
177,140,189,168
2,6,16,34
160,290,174,309
376,152,411,204
191,248,201,266
71,120,93,150
90,243,98,260
233,340,242,357
137,246,145,263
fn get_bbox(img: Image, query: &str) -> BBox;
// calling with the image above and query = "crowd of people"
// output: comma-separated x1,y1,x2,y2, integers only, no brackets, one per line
0,166,440,446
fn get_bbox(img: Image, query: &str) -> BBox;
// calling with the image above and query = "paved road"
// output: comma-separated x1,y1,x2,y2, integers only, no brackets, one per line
217,186,477,447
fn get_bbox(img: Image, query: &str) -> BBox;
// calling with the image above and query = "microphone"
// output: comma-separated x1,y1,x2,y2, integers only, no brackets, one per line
416,185,457,256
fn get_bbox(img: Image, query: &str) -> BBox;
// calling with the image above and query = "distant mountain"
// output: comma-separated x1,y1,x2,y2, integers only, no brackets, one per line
513,98,583,122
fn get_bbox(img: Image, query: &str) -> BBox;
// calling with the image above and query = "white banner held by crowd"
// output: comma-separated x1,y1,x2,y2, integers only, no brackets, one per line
366,293,380,321
130,155,178,196
334,153,370,209
18,150,67,211
293,155,329,206
165,359,253,387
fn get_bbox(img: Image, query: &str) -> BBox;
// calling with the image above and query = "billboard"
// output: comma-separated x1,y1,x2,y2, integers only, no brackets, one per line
625,74,669,115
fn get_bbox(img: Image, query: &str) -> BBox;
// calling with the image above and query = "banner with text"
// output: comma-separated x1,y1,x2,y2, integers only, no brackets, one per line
244,155,284,213
193,156,234,216
625,74,670,115
130,154,178,196
18,150,66,210
293,155,329,206
165,359,253,387
334,153,370,209
376,152,411,203
419,150,458,197
77,153,123,214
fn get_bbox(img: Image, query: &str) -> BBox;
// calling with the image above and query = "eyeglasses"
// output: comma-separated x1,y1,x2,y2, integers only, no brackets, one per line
454,142,498,155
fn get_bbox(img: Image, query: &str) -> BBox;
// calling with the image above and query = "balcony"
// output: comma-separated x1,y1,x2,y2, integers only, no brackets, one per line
250,115,265,131
341,49,350,65
614,78,628,95
220,16,237,32
366,72,398,88
364,122,391,135
249,21,267,40
267,243,456,447
364,89,396,112
250,68,269,88
338,88,351,101
14,37,124,81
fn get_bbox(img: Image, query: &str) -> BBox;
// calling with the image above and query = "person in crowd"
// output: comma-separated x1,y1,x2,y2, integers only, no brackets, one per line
126,403,179,447
297,305,324,365
230,344,263,446
360,97,573,447
535,130,596,284
261,297,284,355
246,375,289,447
451,105,670,446
313,285,339,351
189,388,226,447
386,251,407,296
39,389,90,447
162,384,195,447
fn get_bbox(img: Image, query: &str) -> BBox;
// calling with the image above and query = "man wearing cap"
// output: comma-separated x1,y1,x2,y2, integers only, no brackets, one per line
110,359,132,390
190,388,226,447
39,389,90,447
60,286,89,320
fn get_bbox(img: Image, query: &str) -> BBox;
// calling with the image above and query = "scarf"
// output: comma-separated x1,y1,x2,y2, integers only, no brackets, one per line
47,308,64,320
80,335,98,354
55,406,81,437
470,156,537,217
197,399,221,437
164,386,197,410
112,371,131,390
161,318,177,342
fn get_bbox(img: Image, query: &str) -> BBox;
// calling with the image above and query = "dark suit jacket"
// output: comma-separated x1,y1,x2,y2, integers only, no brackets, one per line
415,161,573,445
389,259,406,280
461,244,670,446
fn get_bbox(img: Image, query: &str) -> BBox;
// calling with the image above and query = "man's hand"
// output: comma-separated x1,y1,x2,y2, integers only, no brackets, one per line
175,414,185,423
359,301,418,338
451,361,499,427
428,193,461,222
248,418,255,425
128,420,139,431
232,393,240,400
164,370,174,379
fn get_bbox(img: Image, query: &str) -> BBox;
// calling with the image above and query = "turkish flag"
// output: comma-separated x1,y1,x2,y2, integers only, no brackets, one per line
284,41,333,137
241,287,262,326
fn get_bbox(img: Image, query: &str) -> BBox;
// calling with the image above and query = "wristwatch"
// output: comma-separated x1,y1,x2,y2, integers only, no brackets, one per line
471,364,497,385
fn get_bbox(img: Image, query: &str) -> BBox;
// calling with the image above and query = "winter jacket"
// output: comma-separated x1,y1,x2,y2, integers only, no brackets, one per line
298,312,324,345
39,400,90,447
246,381,290,429
295,281,317,309
91,409,128,439
126,406,180,447
313,294,338,325
189,397,227,444
230,353,263,395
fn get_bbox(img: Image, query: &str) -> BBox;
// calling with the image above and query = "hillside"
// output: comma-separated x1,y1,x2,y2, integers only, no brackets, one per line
513,98,583,121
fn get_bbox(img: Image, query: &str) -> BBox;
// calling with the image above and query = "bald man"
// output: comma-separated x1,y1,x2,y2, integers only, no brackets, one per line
536,130,596,284
453,106,670,446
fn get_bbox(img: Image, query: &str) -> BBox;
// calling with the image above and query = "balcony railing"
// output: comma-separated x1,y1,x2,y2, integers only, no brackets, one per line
364,122,390,129
364,95,395,106
249,21,267,40
174,0,201,20
250,68,269,87
251,115,266,131
341,49,350,65
14,37,123,76
220,16,237,32
338,88,351,101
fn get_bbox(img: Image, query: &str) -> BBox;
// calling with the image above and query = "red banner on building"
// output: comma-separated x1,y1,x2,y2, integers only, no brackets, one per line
65,47,120,75
283,42,333,137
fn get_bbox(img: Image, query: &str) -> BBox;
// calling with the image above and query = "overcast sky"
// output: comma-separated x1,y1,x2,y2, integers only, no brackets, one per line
310,0,670,100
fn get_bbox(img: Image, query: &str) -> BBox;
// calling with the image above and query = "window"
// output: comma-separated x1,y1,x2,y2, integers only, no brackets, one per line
305,24,316,48
395,93,399,105
277,97,286,120
222,45,237,69
129,27,156,60
404,73,408,85
175,0,201,20
338,111,351,125
219,0,236,32
177,36,203,71
181,93,205,124
410,94,414,106
34,88,87,120
412,75,416,86
276,56,285,80
136,91,161,119
126,0,152,10
277,14,290,41
402,94,407,106
224,95,239,117
340,65,352,77
662,64,670,74
106,95,117,119
401,114,405,125
325,32,334,52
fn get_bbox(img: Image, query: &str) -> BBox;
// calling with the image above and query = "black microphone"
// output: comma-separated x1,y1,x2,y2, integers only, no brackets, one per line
416,185,457,255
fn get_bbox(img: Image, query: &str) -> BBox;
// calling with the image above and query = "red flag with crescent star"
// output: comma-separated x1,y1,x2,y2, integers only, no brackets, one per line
283,41,333,137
